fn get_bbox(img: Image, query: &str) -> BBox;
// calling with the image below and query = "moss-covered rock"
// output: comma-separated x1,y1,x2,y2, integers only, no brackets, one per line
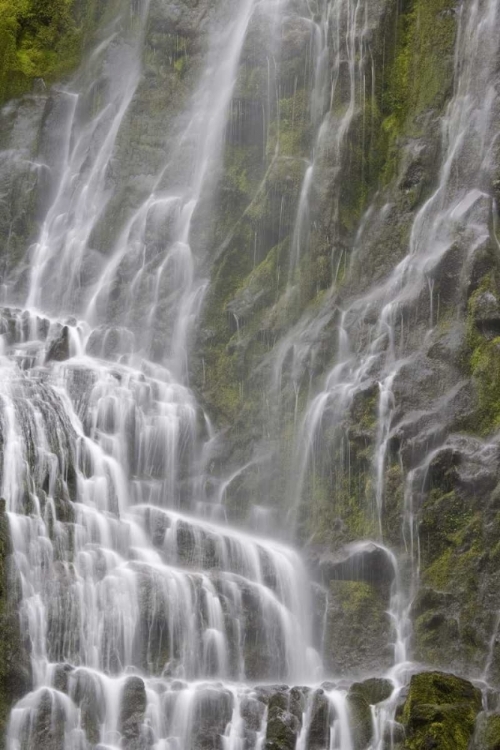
265,700,301,750
398,671,482,750
323,580,393,677
0,0,105,105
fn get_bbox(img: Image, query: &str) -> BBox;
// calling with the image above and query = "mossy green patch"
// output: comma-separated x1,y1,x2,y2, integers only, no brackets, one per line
0,0,100,105
399,671,482,750
466,275,500,434
382,0,456,133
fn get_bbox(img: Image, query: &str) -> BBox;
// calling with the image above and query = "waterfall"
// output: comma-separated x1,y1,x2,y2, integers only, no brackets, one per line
0,1,325,747
1,0,500,747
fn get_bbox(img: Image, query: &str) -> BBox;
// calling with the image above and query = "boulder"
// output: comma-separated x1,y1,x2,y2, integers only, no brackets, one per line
265,706,301,750
191,686,233,750
307,689,332,750
316,542,396,590
397,671,482,750
346,691,373,750
120,676,148,750
349,677,394,705
45,325,70,362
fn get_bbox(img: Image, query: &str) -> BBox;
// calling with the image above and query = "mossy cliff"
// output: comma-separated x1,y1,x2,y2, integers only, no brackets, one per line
192,0,460,532
191,0,500,687
0,0,106,105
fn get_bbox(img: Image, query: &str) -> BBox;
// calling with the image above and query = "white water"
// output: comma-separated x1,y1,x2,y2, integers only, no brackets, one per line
1,0,500,747
287,0,500,673
0,1,324,747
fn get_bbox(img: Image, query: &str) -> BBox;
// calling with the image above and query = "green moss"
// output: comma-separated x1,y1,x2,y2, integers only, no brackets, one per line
412,466,490,668
466,276,500,434
399,672,482,750
0,0,99,105
373,0,457,185
383,0,456,133
469,334,500,429
268,90,311,158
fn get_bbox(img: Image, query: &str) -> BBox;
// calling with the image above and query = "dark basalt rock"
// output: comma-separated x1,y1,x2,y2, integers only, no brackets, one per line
71,670,106,745
52,663,74,694
346,691,373,750
322,578,393,678
191,686,233,750
307,689,332,750
350,677,394,705
265,706,301,750
120,676,149,750
313,542,396,590
45,325,70,363
30,689,67,750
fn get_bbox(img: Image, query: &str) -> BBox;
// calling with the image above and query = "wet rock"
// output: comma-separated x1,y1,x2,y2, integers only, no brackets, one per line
473,291,500,338
323,580,393,677
52,663,74,694
0,502,32,733
120,676,150,750
240,692,266,732
315,542,396,589
30,689,67,750
471,712,500,750
346,691,373,750
382,719,405,749
86,325,135,359
71,670,105,745
350,677,394,705
191,686,233,750
265,696,302,750
241,586,288,681
307,689,331,750
398,671,482,750
45,325,70,362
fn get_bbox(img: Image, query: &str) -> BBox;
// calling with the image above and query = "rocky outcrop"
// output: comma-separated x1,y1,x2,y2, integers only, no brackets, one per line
396,672,483,750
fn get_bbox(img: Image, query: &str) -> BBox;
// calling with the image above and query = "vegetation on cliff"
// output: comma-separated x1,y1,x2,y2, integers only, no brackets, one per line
0,0,102,105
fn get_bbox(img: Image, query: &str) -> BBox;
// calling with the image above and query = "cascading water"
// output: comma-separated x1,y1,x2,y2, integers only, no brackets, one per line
0,1,325,747
1,0,500,747
281,0,500,739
